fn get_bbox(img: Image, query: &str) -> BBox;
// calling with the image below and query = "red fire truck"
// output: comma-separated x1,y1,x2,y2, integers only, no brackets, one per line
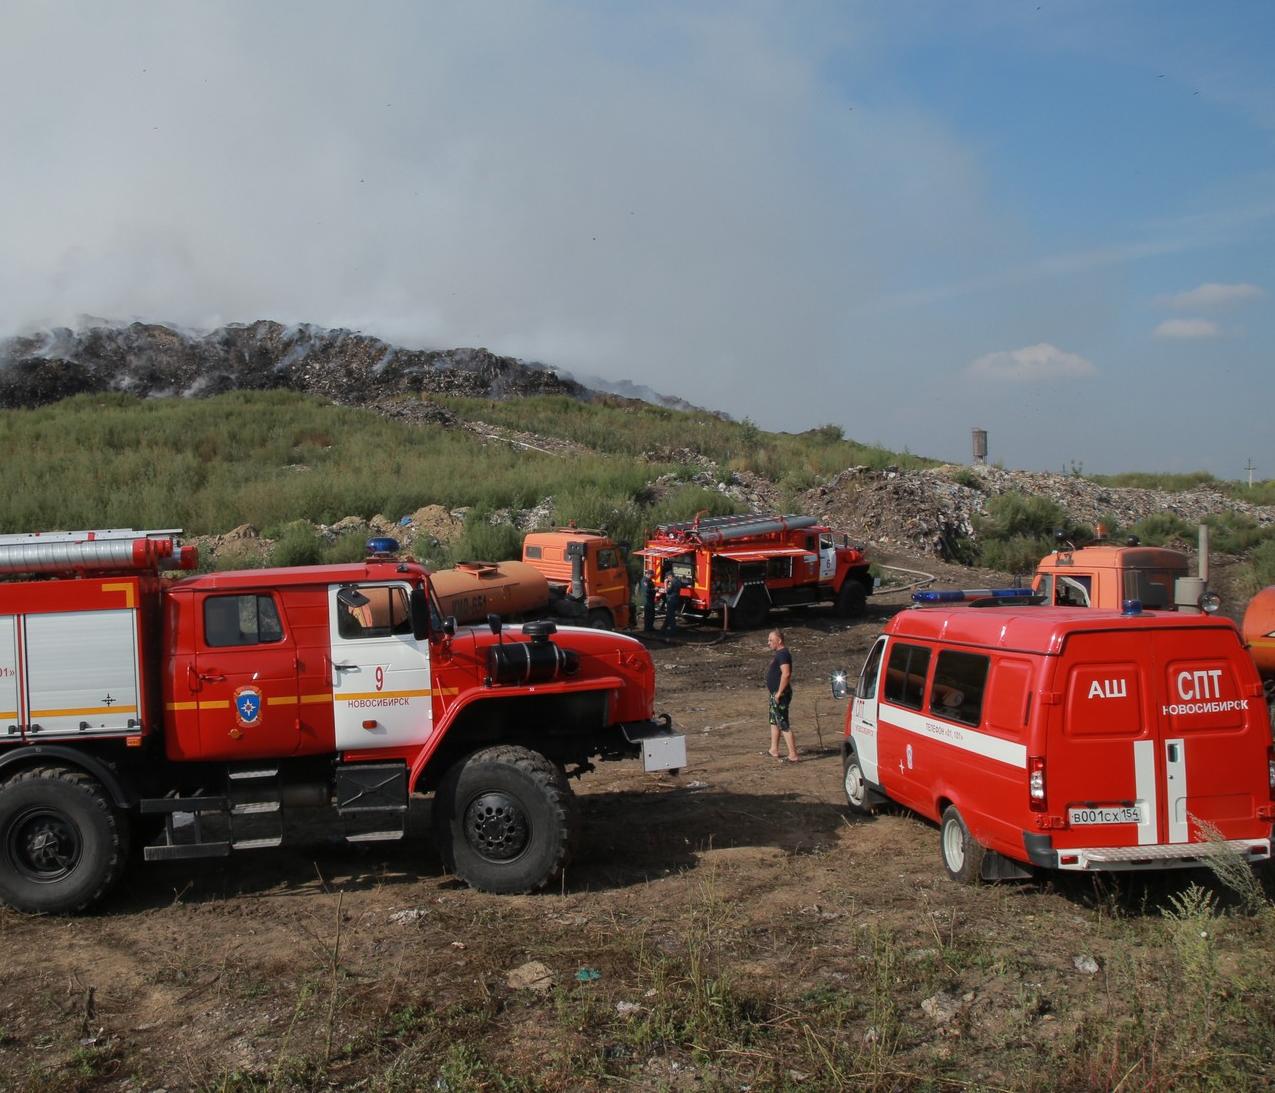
639,514,872,629
836,589,1275,882
0,529,684,913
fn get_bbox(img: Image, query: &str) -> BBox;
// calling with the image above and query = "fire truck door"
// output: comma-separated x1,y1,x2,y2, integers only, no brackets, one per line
1155,631,1259,844
329,583,433,751
819,535,836,581
0,616,17,736
851,637,886,785
1053,635,1157,847
195,593,301,758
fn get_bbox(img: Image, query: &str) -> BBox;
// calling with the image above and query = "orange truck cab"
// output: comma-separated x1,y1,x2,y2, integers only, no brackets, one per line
1033,544,1189,611
837,589,1275,883
521,528,632,630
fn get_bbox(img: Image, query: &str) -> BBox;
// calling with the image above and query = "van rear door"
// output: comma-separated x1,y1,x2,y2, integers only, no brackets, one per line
1153,627,1267,844
1049,633,1158,849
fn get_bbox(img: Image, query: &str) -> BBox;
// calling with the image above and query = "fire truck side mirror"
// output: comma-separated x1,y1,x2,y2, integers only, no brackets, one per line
487,613,503,636
830,670,854,700
409,589,431,641
442,616,458,637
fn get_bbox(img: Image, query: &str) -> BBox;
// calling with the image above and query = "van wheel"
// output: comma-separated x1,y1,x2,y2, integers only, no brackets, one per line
836,581,867,618
733,589,770,629
586,608,614,631
0,767,129,914
940,805,984,885
432,746,579,894
842,754,878,815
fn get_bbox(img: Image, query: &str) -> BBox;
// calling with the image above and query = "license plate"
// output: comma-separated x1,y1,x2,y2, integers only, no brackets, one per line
1068,805,1143,826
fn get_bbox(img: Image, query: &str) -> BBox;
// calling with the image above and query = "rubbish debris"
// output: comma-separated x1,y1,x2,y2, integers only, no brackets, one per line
506,961,555,992
389,908,427,926
575,967,602,983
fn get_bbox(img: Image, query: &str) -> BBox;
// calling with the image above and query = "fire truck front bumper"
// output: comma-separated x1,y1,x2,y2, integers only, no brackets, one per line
621,715,687,772
1024,832,1272,872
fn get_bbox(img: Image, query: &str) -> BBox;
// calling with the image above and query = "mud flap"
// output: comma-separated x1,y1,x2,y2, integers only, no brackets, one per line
979,848,1034,881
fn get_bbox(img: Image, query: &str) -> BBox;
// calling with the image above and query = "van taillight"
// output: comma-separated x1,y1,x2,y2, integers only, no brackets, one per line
1029,756,1046,812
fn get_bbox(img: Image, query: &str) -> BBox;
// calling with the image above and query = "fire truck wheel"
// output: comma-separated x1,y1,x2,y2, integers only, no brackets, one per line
586,608,615,631
836,581,867,618
734,589,770,630
432,746,580,894
842,754,878,815
939,805,985,885
0,766,129,914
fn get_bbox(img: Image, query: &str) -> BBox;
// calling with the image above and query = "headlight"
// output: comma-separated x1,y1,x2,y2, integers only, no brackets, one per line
1199,590,1222,614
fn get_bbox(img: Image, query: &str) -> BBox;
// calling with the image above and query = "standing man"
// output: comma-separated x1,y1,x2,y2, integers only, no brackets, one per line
765,629,798,762
641,570,658,632
662,568,685,634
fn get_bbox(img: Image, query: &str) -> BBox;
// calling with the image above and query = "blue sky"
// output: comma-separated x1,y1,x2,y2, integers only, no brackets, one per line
1,1,1271,476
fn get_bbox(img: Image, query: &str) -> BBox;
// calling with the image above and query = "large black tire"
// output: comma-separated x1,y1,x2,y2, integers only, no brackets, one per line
842,752,880,816
0,767,129,914
432,746,579,894
835,580,867,618
939,804,984,886
586,607,614,631
733,588,770,630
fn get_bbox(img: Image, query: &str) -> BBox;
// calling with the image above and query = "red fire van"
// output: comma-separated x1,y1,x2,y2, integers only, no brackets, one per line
838,593,1275,882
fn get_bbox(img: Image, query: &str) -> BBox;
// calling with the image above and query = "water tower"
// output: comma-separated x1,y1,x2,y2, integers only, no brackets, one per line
971,428,988,465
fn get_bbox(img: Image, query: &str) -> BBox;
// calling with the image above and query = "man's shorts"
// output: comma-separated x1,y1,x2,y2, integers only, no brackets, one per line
768,691,792,731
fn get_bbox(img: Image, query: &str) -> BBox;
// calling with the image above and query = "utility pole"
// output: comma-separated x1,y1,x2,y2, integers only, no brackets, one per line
1246,458,1256,488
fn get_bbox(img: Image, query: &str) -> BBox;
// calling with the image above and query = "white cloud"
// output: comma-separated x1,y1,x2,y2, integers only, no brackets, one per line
966,343,1096,383
1153,318,1220,339
1165,282,1263,309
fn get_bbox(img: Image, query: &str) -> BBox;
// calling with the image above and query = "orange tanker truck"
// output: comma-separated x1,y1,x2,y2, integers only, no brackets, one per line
431,528,633,630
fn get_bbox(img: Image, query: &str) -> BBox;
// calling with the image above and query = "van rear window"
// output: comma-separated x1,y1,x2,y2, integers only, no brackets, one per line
884,643,930,710
930,651,990,727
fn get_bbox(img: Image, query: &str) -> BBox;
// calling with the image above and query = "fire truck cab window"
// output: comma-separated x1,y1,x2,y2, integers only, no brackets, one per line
1056,575,1092,607
1131,570,1174,609
204,595,283,648
338,586,413,639
596,548,619,570
930,650,990,727
884,643,931,711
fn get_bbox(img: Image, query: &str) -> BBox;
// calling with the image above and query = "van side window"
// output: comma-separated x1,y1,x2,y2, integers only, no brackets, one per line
930,651,990,726
858,640,885,700
884,643,930,710
1035,574,1053,603
525,545,542,559
205,595,284,648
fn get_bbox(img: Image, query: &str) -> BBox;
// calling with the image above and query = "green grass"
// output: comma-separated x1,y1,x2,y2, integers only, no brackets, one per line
0,391,682,538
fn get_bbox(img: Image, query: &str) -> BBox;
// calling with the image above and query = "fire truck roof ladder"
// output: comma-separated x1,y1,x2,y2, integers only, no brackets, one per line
656,514,820,543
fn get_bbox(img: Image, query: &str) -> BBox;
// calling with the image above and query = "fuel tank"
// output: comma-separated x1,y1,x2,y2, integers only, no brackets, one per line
431,560,550,624
1242,585,1275,680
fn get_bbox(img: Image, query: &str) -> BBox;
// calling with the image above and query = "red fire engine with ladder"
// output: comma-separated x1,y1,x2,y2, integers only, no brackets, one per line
0,528,684,913
639,514,873,629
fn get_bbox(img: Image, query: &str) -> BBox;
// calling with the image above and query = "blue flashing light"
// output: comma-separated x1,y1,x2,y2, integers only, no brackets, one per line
1121,599,1143,616
366,537,400,558
913,587,1036,604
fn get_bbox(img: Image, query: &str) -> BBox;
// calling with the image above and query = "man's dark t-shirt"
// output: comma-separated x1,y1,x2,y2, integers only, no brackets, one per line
766,648,793,695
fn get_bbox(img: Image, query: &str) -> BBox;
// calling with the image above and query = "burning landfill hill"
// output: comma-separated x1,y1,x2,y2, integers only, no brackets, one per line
0,320,596,410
